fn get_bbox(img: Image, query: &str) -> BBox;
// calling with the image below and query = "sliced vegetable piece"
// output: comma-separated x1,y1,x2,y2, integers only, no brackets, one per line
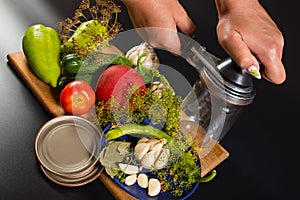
200,170,217,183
105,124,173,142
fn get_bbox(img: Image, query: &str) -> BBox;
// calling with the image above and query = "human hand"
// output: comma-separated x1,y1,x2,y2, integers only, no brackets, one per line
215,0,286,84
121,0,195,54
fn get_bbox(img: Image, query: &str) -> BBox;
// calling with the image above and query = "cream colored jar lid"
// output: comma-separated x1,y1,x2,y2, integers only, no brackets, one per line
35,115,103,182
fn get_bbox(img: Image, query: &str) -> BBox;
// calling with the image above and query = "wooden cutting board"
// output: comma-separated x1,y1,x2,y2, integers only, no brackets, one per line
7,51,229,200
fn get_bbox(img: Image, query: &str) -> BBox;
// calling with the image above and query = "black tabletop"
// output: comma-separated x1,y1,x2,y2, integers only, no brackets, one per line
0,0,298,200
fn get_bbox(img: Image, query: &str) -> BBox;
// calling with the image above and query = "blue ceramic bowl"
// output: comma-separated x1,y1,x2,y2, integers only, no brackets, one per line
101,123,201,200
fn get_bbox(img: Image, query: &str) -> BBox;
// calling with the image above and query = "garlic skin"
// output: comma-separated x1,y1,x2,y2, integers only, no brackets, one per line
126,42,159,69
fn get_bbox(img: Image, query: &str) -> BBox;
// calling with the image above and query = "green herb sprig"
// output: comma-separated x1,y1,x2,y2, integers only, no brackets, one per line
95,86,182,137
153,134,201,197
56,0,122,56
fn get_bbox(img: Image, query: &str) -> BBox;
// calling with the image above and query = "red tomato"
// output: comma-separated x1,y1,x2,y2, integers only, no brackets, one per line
60,80,96,115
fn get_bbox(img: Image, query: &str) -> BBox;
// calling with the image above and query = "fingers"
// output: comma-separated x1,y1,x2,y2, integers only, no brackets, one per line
136,27,182,55
218,31,261,76
122,0,195,56
218,29,286,84
175,10,196,37
149,10,196,55
160,11,195,54
138,19,195,56
260,53,286,84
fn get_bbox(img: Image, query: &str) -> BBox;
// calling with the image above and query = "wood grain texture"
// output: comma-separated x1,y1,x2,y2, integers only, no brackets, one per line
7,52,65,117
7,51,229,200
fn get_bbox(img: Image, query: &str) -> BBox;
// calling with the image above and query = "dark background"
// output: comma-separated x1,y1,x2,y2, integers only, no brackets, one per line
0,0,299,199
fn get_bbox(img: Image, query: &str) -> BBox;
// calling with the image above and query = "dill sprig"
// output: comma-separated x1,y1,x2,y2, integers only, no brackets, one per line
153,134,201,197
56,0,122,56
95,86,182,137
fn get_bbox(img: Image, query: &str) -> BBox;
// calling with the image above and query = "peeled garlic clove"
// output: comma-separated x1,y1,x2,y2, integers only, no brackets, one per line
125,174,137,186
137,173,148,188
118,163,139,174
137,137,149,144
148,178,161,197
147,138,161,150
134,142,150,160
154,148,170,170
141,151,156,170
149,142,163,160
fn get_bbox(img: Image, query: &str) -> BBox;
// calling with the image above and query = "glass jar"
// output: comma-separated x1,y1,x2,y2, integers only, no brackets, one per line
180,43,256,158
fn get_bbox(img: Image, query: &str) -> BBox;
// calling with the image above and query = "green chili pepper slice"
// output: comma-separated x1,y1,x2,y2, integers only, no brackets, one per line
199,169,217,183
105,124,173,142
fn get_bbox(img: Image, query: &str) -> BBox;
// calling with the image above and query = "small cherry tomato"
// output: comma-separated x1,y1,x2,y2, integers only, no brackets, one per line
60,80,96,115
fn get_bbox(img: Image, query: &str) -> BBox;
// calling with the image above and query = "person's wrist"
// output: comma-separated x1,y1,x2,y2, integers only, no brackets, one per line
121,0,151,8
121,0,142,4
215,0,259,15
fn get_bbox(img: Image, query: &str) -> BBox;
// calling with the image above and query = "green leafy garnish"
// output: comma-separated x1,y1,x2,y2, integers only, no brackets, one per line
153,134,201,197
56,0,122,56
95,85,182,138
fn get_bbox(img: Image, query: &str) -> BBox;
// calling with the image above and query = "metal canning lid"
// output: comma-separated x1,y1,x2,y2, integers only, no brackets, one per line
40,164,103,187
35,115,103,177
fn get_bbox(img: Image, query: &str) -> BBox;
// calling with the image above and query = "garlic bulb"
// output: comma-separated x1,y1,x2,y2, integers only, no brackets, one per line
134,137,169,170
126,42,159,69
149,81,175,98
